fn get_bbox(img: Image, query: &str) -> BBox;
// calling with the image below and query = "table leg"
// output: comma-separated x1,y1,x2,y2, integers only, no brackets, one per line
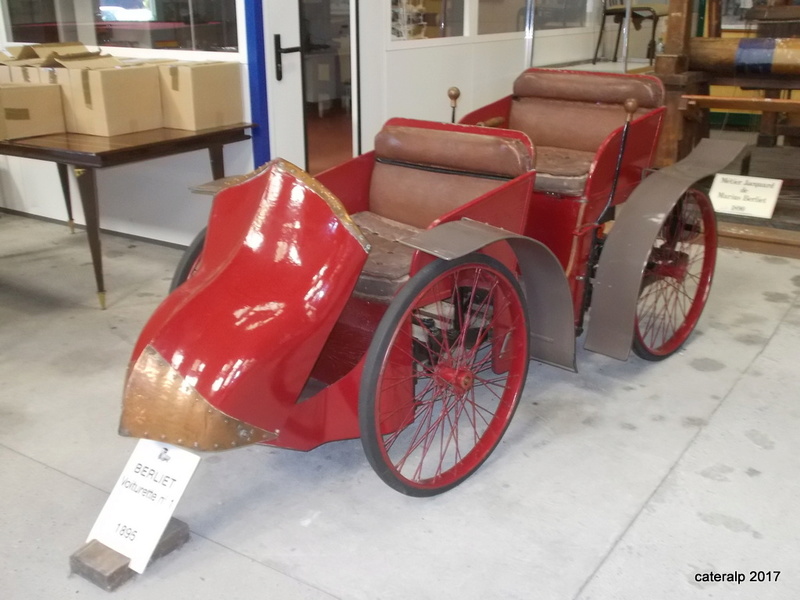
57,163,76,233
208,144,225,180
73,167,106,309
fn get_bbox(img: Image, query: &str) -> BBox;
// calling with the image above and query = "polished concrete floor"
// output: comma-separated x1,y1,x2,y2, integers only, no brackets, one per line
2,212,800,599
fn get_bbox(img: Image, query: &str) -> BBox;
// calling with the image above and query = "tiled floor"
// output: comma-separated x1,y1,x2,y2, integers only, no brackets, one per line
2,213,800,599
306,104,353,175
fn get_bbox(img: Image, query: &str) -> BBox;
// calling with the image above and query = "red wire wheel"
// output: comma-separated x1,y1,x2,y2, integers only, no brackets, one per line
359,254,530,496
633,189,717,360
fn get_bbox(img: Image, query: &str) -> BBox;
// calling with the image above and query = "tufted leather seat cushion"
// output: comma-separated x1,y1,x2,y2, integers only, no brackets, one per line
369,125,534,229
533,146,596,195
512,69,664,108
508,69,664,196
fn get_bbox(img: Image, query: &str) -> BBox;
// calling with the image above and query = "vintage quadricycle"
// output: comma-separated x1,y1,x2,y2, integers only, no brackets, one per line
120,69,743,496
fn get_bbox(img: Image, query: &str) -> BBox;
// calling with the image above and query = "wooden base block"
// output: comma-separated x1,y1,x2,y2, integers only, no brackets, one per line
70,518,190,591
718,222,800,259
70,540,134,591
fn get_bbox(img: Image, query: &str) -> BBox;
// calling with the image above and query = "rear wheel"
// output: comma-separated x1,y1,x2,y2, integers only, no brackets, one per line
633,189,717,360
169,227,206,292
359,254,530,496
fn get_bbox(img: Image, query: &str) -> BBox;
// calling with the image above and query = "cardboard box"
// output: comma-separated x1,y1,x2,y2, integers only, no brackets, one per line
9,59,44,83
0,65,10,84
120,58,180,67
46,54,162,136
0,83,65,140
7,42,88,61
39,52,111,133
158,62,243,131
1,45,90,80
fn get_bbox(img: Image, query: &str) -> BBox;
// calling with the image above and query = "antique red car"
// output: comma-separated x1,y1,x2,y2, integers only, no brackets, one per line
120,68,744,496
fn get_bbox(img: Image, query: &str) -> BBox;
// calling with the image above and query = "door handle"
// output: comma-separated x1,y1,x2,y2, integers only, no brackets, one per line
274,34,301,81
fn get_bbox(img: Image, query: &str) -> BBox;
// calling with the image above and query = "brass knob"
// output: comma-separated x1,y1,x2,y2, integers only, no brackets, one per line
448,86,461,107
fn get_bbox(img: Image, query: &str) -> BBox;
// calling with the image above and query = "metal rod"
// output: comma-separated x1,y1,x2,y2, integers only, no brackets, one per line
599,98,638,223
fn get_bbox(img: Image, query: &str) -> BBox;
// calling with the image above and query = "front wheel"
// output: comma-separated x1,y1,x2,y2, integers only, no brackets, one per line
633,189,717,360
169,227,206,292
359,253,530,496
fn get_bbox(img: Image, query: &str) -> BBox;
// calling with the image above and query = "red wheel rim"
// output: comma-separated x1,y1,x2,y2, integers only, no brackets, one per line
635,190,717,357
372,262,528,492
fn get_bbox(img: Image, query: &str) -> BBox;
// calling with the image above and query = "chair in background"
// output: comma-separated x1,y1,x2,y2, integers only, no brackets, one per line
592,0,668,66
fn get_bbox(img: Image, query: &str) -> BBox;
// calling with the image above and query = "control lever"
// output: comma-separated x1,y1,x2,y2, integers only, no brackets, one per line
599,98,639,223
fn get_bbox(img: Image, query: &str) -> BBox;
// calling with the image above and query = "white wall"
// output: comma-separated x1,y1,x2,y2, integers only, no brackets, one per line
358,1,602,153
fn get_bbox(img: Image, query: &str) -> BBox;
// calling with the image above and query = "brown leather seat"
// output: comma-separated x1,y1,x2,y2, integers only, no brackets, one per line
508,69,664,196
353,123,534,301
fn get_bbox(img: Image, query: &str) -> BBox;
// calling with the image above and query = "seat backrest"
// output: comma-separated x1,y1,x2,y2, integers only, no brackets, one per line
369,122,534,229
508,69,665,154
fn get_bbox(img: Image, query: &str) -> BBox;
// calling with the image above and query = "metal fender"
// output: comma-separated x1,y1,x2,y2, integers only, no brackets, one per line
584,139,747,361
405,219,577,372
120,159,369,450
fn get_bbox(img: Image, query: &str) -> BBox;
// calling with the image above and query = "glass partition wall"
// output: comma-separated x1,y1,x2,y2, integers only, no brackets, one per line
391,0,587,40
5,0,238,51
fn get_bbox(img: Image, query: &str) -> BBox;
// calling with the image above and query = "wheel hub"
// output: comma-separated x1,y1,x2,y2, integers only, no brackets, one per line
435,364,474,393
649,248,690,282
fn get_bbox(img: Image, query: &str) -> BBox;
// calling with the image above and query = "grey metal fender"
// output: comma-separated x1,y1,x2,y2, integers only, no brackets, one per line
404,219,577,372
584,138,748,361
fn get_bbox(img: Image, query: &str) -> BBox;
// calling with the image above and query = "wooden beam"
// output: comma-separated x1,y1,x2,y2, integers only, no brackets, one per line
689,38,800,75
682,95,800,113
718,222,800,260
663,0,694,58
707,0,722,37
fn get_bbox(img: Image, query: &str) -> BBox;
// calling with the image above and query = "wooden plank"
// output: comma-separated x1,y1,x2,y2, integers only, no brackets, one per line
682,95,800,113
718,221,800,259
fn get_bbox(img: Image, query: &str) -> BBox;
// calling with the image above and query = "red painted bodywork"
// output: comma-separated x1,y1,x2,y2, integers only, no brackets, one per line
129,161,368,438
460,69,665,325
125,71,666,452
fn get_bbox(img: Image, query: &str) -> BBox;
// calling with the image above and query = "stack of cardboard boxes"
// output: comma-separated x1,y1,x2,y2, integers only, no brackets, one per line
0,43,244,141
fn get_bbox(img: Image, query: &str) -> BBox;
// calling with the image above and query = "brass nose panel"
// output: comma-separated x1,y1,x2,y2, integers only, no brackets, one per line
119,345,278,451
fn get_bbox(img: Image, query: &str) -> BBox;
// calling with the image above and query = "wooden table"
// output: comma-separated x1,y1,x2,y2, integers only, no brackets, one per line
0,124,251,307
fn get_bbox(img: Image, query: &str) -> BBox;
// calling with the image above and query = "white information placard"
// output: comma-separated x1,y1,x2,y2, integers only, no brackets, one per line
709,173,783,219
87,439,201,573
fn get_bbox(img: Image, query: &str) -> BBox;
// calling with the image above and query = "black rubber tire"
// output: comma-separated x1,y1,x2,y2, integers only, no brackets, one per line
169,227,206,292
359,253,530,496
